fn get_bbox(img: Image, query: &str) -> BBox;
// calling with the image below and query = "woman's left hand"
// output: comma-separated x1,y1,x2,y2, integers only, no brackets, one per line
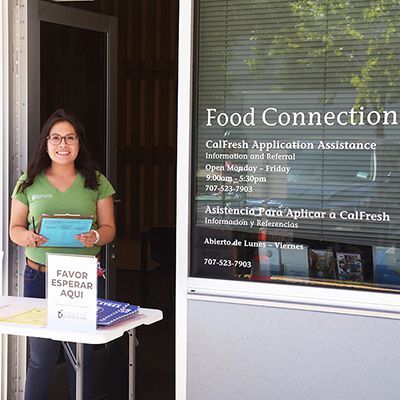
75,231,98,247
75,196,115,248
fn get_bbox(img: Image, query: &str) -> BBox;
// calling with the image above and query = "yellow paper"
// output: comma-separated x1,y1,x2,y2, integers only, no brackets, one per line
0,308,47,326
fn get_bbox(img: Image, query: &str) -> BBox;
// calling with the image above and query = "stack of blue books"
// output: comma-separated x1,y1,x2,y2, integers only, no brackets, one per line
96,299,140,326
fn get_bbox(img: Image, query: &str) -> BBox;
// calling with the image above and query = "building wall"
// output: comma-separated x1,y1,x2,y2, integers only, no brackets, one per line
187,298,400,400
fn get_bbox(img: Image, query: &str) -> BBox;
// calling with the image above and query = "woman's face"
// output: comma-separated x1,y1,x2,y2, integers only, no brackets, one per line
47,121,80,166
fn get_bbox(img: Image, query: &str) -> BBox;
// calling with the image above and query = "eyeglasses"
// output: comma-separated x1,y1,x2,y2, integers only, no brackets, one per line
47,134,79,145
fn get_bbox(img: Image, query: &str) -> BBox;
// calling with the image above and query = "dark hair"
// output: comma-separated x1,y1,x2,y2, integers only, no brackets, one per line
18,109,99,192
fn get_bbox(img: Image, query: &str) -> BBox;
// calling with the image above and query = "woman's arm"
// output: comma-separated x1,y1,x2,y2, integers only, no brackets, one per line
95,195,116,245
9,198,47,247
76,196,116,247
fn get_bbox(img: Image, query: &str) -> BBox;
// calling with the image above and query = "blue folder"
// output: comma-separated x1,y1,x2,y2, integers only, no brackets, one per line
38,215,93,248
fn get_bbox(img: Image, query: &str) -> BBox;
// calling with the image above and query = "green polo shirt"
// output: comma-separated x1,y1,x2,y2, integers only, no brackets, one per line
12,171,115,264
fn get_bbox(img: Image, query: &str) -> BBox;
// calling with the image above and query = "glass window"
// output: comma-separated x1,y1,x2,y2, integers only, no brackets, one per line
191,0,400,292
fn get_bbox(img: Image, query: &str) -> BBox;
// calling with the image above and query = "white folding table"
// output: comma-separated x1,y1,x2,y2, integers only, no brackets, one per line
0,296,163,400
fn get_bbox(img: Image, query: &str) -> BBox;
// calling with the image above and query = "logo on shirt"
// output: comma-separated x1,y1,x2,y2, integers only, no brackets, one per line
31,194,53,201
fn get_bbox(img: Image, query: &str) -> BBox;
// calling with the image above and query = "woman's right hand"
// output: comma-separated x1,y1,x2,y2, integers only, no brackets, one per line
9,199,48,247
24,230,47,247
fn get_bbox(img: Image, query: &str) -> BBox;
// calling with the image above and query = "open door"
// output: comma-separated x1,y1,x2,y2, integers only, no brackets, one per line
9,1,118,398
27,0,118,297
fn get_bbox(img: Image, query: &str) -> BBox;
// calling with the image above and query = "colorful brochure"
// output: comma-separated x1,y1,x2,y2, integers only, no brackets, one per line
309,249,335,279
336,252,363,282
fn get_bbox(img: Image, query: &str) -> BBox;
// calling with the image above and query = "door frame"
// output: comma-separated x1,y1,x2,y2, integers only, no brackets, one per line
0,2,9,398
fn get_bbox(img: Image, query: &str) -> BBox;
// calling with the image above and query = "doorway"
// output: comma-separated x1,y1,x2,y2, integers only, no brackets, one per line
25,1,178,399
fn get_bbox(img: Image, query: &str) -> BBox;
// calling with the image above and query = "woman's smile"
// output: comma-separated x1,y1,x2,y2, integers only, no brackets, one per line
47,121,80,165
55,150,72,156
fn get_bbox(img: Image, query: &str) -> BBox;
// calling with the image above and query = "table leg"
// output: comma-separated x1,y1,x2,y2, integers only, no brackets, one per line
128,329,136,399
76,343,84,400
62,342,84,400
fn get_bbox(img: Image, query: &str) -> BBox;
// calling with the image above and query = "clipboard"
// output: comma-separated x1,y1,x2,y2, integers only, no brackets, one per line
37,214,94,248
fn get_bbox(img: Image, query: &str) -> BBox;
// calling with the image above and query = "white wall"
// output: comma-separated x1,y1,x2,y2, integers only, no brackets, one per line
187,298,400,400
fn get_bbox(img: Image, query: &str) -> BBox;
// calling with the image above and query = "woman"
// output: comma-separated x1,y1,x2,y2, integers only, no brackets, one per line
9,109,116,400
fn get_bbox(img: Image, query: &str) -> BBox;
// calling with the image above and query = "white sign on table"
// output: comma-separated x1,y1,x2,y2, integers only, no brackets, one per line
46,253,97,331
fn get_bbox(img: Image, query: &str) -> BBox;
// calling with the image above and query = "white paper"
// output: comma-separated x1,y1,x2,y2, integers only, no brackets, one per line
282,246,309,277
46,253,97,331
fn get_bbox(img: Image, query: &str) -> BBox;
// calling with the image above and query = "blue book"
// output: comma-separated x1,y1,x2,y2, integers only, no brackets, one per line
96,299,140,326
